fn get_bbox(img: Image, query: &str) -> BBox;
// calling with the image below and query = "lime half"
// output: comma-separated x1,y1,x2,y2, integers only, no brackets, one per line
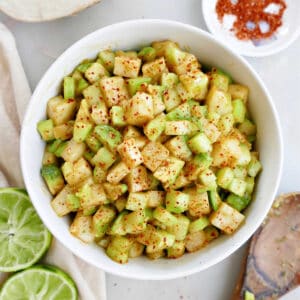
0,265,78,300
0,188,52,272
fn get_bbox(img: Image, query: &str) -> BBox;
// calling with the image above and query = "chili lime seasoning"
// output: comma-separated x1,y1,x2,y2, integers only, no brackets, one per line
216,0,287,40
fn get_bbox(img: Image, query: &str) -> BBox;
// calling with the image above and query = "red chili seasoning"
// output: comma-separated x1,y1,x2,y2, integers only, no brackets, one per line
216,0,287,40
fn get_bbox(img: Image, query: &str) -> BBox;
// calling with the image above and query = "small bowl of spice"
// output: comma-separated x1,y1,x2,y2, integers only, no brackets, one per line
202,0,300,56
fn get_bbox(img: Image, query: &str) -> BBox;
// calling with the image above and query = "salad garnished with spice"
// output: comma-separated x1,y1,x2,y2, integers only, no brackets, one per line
37,40,262,264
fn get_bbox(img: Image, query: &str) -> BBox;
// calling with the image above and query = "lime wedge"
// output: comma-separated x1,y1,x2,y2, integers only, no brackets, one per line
0,188,52,272
0,265,78,300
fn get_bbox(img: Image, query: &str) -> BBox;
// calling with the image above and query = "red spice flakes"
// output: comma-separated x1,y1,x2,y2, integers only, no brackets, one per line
216,0,287,40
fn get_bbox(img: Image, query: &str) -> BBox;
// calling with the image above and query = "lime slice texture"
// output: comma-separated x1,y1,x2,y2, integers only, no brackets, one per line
0,265,78,300
0,188,52,272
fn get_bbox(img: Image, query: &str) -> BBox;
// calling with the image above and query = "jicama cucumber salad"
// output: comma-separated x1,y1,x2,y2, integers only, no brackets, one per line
37,40,262,264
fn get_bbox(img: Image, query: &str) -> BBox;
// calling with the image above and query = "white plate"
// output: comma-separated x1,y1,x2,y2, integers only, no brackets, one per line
202,0,300,57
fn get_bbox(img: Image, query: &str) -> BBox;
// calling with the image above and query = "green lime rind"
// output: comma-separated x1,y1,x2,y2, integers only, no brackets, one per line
0,188,52,272
0,265,78,300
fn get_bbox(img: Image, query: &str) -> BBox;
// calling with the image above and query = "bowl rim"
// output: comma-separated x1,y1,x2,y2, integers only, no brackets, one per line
202,0,300,57
20,18,283,280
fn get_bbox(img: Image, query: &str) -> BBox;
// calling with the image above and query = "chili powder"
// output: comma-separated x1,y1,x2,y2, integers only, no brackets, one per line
216,0,287,40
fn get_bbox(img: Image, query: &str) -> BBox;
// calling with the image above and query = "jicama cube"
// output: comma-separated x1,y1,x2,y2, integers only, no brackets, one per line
107,161,130,184
70,212,94,243
210,202,245,234
117,138,143,169
113,56,141,78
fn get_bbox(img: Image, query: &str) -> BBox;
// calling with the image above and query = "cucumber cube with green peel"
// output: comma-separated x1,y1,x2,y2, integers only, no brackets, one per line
138,46,156,62
189,217,210,233
93,166,107,183
188,133,212,154
106,236,131,264
237,144,251,166
217,167,234,189
228,84,249,102
185,153,213,181
85,133,102,153
166,190,190,213
110,211,129,236
37,119,54,141
208,190,222,211
167,241,185,258
98,49,115,73
153,207,178,226
166,102,191,121
210,72,230,92
93,205,116,238
41,164,64,195
124,210,148,234
66,194,81,211
103,182,128,201
232,99,246,123
166,214,190,241
144,113,166,141
248,157,262,177
76,78,89,95
226,194,250,212
94,124,122,152
126,192,148,211
161,72,179,88
198,170,217,189
73,122,93,143
245,176,255,194
228,178,247,197
238,119,256,136
63,76,75,99
127,77,152,96
91,147,116,170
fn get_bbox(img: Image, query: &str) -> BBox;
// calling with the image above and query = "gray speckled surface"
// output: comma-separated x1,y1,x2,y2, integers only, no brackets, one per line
1,0,299,299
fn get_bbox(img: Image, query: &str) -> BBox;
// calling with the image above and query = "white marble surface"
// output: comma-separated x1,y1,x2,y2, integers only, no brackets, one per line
1,0,299,299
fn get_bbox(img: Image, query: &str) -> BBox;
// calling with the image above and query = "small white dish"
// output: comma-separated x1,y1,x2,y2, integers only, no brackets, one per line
202,0,300,57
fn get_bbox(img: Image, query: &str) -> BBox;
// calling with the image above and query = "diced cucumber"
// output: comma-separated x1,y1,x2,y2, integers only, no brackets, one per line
126,192,148,211
63,76,75,99
41,164,64,195
106,236,131,264
210,72,230,92
204,226,219,242
199,169,217,190
103,183,128,201
109,211,129,236
153,207,178,226
93,166,107,183
98,49,115,73
94,124,122,152
53,121,74,141
245,176,255,194
124,209,147,234
244,291,255,300
189,217,210,233
165,45,185,66
147,84,166,115
228,178,247,197
85,132,102,153
208,190,222,211
248,156,262,177
188,133,212,153
166,102,191,121
238,119,257,136
166,190,190,213
217,167,234,189
232,99,246,123
76,61,92,73
166,214,190,241
228,84,249,102
93,205,116,238
144,113,166,141
185,153,213,181
66,194,81,211
109,106,125,127
218,113,234,135
127,77,152,96
37,119,54,141
167,241,185,258
226,194,250,212
138,46,157,62
73,122,93,143
161,72,179,88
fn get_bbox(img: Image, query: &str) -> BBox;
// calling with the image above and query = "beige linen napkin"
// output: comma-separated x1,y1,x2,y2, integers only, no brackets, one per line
0,23,106,300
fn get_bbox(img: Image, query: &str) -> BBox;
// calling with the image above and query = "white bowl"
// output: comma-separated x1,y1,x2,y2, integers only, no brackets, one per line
202,0,300,57
20,19,283,280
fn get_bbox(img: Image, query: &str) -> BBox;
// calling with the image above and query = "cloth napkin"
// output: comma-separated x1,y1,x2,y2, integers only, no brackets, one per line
0,23,106,300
